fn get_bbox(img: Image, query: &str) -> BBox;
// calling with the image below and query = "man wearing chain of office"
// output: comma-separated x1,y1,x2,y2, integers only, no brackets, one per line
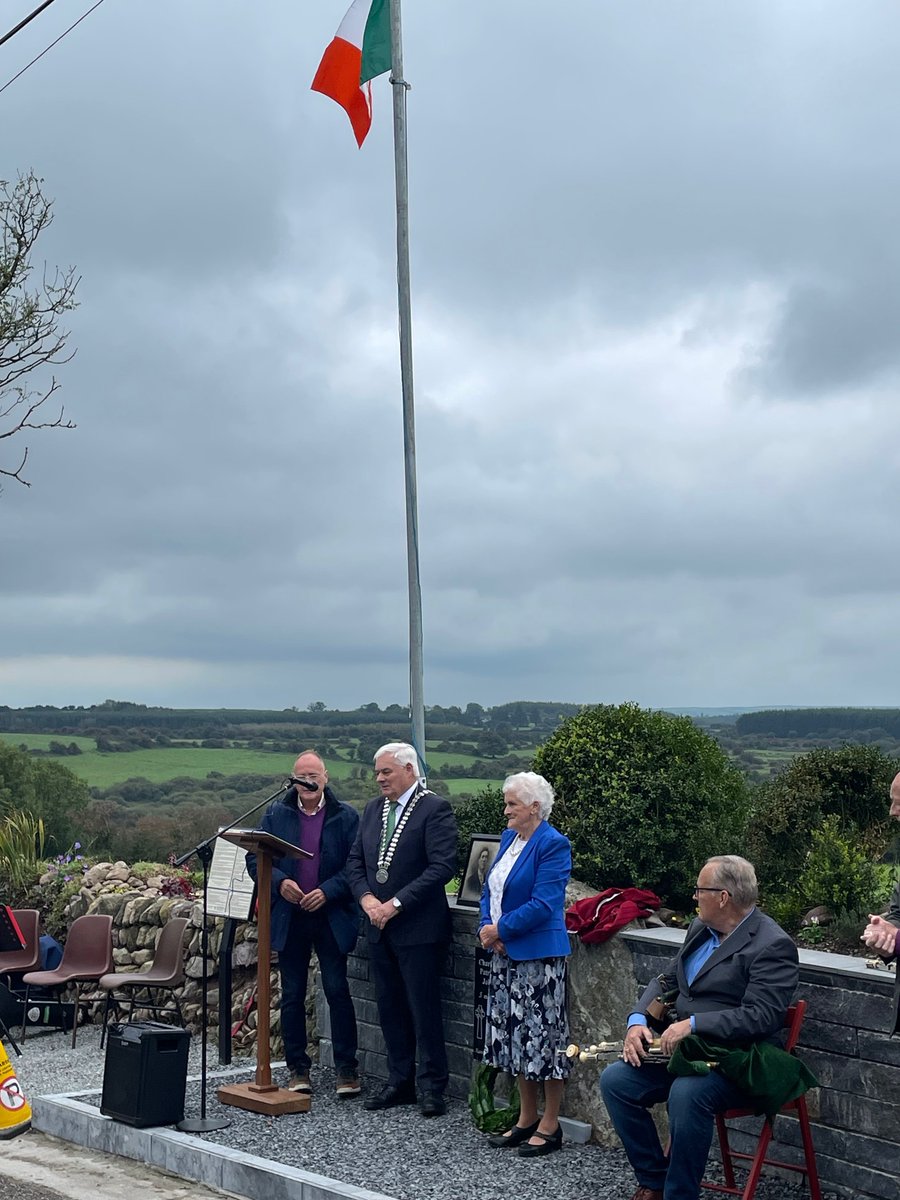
346,741,458,1117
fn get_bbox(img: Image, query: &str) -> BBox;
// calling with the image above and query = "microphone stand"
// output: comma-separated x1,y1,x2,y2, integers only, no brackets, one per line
172,778,293,1133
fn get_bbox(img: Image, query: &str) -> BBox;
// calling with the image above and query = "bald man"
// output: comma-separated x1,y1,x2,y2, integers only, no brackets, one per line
246,751,361,1096
860,771,900,1035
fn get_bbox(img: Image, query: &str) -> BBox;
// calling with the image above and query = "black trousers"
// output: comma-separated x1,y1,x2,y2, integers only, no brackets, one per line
368,937,449,1095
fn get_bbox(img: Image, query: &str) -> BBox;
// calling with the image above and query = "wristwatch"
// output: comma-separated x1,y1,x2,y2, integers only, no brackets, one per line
392,897,402,910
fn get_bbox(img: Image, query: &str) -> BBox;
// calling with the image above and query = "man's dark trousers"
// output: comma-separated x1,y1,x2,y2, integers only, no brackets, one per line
280,907,357,1075
368,936,448,1094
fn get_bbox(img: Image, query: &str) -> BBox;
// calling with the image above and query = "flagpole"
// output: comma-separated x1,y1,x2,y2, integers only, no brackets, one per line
388,0,426,770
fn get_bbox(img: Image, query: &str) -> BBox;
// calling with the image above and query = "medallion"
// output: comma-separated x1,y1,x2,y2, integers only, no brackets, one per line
375,867,389,884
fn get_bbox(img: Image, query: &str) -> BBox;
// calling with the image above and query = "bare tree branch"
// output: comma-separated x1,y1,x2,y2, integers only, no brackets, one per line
1,170,79,489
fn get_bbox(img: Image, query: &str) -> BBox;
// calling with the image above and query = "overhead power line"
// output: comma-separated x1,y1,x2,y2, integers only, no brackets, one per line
0,0,61,50
0,0,107,97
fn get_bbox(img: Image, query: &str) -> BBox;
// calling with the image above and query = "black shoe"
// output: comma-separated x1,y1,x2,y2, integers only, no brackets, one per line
419,1092,447,1117
517,1126,563,1158
363,1083,417,1111
487,1118,540,1148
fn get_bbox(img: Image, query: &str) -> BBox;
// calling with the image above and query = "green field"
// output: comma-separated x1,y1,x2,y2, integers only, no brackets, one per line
0,733,98,752
1,733,504,795
0,737,357,790
442,778,496,796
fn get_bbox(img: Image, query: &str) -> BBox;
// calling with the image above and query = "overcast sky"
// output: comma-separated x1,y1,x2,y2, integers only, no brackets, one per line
2,0,899,713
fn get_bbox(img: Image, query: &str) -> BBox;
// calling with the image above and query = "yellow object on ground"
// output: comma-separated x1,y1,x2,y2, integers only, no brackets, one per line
0,1038,32,1138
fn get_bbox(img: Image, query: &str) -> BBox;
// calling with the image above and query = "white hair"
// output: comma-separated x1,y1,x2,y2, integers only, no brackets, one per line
503,771,555,819
705,855,758,909
374,742,421,776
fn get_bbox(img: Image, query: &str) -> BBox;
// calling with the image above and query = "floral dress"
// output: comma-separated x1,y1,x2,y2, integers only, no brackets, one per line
482,837,571,1080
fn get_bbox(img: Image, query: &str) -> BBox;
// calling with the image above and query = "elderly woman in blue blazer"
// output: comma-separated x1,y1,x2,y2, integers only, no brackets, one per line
478,771,572,1157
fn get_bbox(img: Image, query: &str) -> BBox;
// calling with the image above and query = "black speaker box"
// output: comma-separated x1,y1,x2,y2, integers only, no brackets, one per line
100,1021,190,1127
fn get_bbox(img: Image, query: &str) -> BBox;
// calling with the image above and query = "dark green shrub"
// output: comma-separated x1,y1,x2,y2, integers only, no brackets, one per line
761,892,806,933
532,703,749,907
747,744,898,897
798,814,880,916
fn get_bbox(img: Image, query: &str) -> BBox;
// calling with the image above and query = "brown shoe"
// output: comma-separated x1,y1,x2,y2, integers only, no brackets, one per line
630,1189,663,1200
335,1072,361,1098
287,1072,311,1093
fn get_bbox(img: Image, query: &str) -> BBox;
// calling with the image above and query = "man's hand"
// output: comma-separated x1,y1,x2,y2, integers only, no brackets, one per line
279,879,304,905
369,900,399,930
622,1023,654,1066
660,1018,692,1055
299,887,326,912
861,914,899,955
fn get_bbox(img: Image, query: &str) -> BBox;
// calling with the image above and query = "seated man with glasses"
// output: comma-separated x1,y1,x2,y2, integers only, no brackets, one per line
600,855,798,1200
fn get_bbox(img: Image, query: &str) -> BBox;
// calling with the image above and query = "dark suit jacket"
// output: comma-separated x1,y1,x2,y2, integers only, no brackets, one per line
346,783,457,946
478,821,572,961
245,786,360,955
638,908,798,1044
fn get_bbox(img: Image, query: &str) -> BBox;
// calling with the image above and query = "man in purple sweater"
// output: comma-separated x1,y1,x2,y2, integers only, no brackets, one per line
247,751,361,1096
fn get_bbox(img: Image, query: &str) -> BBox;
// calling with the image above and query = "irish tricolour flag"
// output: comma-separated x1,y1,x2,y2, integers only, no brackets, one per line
311,0,391,148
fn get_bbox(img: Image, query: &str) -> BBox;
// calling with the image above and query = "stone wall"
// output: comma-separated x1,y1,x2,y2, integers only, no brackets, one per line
50,861,268,1051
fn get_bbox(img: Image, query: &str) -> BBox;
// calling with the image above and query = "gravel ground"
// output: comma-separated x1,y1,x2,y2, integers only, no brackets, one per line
11,1026,837,1200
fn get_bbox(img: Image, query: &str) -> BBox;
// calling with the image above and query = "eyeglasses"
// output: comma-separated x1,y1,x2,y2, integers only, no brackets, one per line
693,886,727,896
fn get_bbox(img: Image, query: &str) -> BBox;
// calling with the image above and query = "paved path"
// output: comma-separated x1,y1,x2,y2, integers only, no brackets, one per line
3,1130,226,1200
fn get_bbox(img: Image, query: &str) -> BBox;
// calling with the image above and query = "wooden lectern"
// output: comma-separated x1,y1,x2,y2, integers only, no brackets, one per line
216,828,313,1115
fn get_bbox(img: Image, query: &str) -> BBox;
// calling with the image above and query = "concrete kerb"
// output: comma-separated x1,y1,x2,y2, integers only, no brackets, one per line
31,1077,397,1200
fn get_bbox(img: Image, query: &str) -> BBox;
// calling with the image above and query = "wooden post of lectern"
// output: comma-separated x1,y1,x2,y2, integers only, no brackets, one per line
216,829,313,1115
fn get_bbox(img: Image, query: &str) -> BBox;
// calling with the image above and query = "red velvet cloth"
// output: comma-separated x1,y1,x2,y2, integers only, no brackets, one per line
565,886,662,944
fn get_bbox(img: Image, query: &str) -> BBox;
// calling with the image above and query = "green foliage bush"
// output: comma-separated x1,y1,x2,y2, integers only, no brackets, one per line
747,744,898,899
0,741,90,852
798,814,881,916
453,784,505,883
761,892,807,933
532,703,749,907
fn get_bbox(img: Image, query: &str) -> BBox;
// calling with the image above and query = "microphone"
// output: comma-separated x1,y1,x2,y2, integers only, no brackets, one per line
290,777,321,792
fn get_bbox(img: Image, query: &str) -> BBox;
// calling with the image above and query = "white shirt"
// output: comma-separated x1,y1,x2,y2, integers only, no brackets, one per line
488,835,528,924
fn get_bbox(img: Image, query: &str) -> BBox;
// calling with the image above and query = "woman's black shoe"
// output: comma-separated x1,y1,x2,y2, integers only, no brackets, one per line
487,1119,540,1148
517,1126,563,1157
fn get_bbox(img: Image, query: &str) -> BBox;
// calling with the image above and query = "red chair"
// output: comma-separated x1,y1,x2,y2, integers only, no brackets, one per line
21,913,114,1047
0,908,42,1054
0,909,41,983
702,1000,821,1200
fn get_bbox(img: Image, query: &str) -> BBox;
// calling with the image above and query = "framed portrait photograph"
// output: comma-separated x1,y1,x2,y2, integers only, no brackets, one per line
456,833,501,909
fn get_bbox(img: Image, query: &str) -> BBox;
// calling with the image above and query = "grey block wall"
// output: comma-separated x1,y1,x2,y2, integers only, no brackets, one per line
317,902,481,1099
622,928,900,1200
319,911,899,1199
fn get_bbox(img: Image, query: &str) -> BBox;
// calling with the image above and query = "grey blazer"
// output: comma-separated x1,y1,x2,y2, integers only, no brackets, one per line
637,908,799,1044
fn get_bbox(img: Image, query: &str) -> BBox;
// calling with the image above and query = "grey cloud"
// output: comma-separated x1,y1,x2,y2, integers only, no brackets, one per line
4,2,900,712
